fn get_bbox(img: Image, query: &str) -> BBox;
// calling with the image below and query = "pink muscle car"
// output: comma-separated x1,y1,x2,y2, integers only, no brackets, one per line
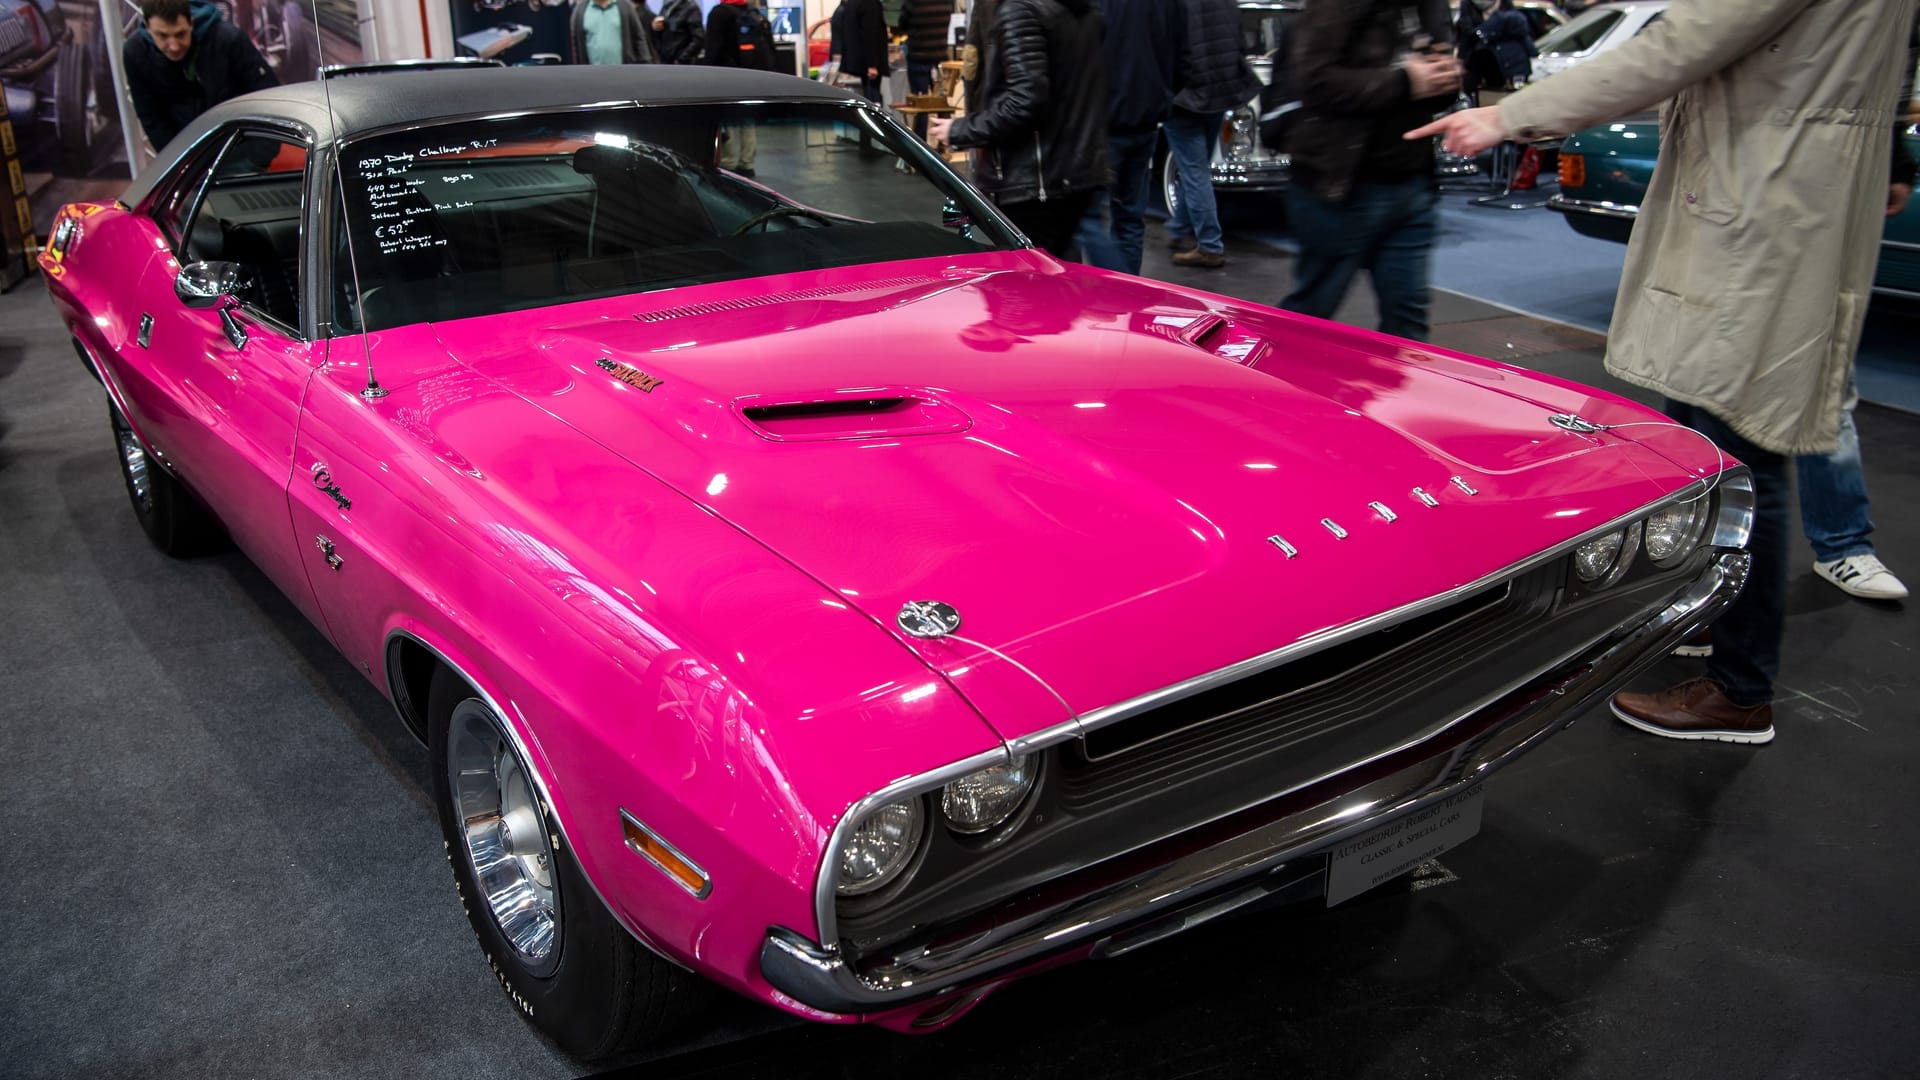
40,66,1750,1060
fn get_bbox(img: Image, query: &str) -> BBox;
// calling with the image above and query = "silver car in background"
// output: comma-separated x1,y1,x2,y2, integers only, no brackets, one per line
1159,1,1475,219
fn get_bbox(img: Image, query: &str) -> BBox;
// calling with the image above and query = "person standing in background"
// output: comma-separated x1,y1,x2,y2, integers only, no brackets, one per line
1410,0,1917,744
707,0,777,175
571,0,661,65
1162,0,1260,268
1789,16,1918,604
902,0,956,137
842,0,892,103
654,0,709,63
1075,0,1187,274
123,0,277,152
928,0,1109,257
1280,0,1457,337
1475,0,1535,89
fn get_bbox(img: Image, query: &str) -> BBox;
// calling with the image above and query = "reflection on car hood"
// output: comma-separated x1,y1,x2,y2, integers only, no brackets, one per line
432,251,1709,742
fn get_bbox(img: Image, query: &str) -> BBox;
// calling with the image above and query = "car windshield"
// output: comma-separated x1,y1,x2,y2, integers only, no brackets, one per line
334,101,1017,331
1535,6,1623,54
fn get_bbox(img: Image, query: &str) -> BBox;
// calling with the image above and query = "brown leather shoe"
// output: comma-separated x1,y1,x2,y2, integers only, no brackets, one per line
1171,247,1226,268
1610,678,1774,744
1168,235,1198,253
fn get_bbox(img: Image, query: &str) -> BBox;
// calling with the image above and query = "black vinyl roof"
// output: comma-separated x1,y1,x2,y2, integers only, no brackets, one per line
124,66,860,206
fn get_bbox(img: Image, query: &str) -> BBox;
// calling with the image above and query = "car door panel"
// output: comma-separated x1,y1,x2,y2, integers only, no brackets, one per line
117,124,329,625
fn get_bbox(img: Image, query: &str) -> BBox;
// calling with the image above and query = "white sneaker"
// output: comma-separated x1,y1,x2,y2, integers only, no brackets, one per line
1813,554,1910,600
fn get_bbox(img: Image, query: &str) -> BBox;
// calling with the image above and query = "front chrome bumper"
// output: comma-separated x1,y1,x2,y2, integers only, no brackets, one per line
1210,158,1289,191
1547,193,1641,220
761,550,1750,1014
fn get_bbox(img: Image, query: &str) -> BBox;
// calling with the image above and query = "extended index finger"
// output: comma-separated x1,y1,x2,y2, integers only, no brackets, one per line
1404,117,1449,141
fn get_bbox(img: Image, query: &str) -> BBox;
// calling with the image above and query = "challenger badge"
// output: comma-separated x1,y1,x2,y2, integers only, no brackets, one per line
595,357,664,393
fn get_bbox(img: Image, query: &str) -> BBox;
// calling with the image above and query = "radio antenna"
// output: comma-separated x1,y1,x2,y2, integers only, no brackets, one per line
308,5,386,399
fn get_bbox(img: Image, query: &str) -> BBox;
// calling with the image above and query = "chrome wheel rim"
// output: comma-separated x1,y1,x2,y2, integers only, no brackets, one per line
1162,154,1180,217
118,430,153,513
448,700,561,976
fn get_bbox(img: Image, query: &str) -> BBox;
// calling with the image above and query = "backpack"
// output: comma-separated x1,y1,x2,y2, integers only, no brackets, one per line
735,6,776,71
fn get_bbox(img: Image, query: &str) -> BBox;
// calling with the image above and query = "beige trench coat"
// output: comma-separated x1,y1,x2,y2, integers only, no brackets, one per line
1499,0,1916,455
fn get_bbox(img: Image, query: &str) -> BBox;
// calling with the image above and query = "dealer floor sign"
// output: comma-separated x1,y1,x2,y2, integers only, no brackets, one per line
0,89,33,291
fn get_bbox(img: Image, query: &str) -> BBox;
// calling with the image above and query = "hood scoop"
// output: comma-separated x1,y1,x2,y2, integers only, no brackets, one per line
734,387,973,442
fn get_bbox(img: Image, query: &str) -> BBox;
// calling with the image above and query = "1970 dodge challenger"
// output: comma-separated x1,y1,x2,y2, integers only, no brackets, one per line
1550,116,1920,299
40,66,1751,1059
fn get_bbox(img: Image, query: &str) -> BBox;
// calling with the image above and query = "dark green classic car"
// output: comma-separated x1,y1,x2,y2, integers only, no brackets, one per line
1548,116,1920,300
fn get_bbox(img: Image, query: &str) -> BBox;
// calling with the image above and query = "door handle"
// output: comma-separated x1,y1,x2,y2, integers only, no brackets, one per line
314,534,344,571
219,300,249,350
138,313,153,349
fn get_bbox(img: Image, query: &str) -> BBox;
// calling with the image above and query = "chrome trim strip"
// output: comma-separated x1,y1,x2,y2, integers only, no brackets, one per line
809,470,1751,947
620,809,714,900
381,628,689,969
1879,240,1920,253
1546,193,1641,220
766,549,1750,1014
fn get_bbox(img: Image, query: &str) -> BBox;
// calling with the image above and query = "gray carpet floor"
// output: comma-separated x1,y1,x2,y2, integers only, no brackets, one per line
3,212,1916,1079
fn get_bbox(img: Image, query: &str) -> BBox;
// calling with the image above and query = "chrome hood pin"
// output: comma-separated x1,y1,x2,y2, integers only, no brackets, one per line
896,601,962,639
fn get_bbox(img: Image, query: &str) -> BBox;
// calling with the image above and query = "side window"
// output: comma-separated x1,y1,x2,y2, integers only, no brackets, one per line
149,135,231,249
180,132,310,332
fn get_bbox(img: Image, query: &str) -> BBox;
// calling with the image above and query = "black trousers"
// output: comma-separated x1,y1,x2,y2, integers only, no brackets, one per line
997,190,1096,259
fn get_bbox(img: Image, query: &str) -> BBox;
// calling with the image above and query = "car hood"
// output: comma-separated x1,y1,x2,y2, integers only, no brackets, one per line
432,253,1708,743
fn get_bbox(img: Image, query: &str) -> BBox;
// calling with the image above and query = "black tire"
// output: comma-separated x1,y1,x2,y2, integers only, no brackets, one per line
1153,138,1177,218
52,41,102,173
426,667,707,1060
86,18,119,126
109,403,227,556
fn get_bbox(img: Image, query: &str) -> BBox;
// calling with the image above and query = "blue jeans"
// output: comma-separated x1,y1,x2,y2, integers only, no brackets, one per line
1163,108,1223,254
1074,128,1160,273
1796,397,1876,562
1281,178,1439,342
908,60,936,138
1666,401,1787,708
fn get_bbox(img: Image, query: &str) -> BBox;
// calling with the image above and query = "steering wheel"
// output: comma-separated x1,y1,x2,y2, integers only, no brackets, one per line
728,205,837,236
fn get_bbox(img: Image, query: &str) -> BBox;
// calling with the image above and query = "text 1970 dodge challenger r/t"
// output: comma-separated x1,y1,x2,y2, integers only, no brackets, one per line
40,66,1750,1059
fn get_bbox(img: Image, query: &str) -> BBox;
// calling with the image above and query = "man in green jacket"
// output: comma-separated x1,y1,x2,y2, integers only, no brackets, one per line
1411,0,1917,745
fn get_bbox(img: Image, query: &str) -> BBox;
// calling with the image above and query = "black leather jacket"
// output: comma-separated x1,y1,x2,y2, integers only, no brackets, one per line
948,0,1109,206
1287,0,1454,201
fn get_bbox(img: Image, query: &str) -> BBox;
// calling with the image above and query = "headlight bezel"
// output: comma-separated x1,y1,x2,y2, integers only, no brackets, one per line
941,752,1041,838
1643,499,1710,568
833,796,927,898
1572,521,1641,588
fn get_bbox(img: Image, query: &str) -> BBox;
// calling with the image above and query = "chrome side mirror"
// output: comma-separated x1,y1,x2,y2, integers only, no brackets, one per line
174,261,250,309
940,199,972,239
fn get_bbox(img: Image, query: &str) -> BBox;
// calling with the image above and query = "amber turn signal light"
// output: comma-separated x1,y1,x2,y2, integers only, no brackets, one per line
1558,153,1586,189
622,810,712,899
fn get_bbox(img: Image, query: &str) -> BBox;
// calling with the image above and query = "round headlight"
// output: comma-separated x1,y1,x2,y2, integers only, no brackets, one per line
836,799,924,896
1643,501,1707,566
941,754,1037,834
1573,529,1627,583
